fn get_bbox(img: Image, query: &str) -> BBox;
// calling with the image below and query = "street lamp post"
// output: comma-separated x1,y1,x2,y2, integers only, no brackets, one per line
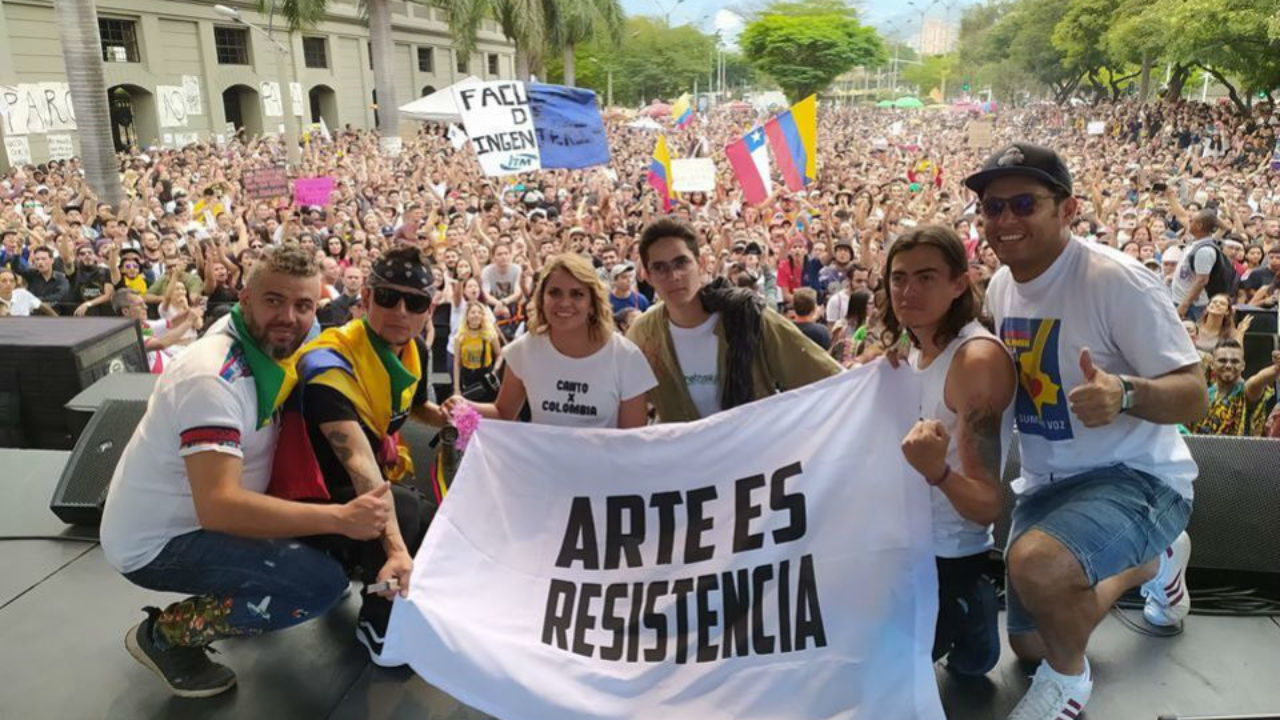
588,57,614,107
214,3,302,167
652,0,685,26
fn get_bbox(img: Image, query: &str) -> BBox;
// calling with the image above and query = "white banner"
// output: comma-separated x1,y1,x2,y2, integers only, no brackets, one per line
290,81,304,118
1087,120,1105,136
447,122,468,150
156,85,189,128
182,75,203,116
261,81,283,118
0,82,76,135
384,366,943,720
454,80,540,176
46,134,74,161
3,136,31,165
174,131,200,147
672,157,717,193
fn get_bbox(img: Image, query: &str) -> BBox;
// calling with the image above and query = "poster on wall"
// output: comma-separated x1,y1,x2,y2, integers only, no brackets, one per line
261,82,284,117
3,136,31,165
182,75,203,116
157,86,189,128
290,82,304,117
0,82,77,135
46,134,74,161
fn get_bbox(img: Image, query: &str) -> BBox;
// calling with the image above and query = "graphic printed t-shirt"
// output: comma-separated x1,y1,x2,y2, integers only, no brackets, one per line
1171,241,1218,309
986,239,1202,500
502,331,657,428
669,312,721,419
100,319,278,573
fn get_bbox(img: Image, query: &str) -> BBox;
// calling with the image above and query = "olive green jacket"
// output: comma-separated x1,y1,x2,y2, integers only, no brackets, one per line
626,302,842,423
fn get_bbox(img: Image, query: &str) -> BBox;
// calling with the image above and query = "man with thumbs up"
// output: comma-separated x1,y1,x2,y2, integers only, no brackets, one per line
965,144,1209,720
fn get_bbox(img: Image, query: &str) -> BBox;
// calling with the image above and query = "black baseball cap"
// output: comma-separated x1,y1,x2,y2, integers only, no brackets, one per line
963,143,1073,197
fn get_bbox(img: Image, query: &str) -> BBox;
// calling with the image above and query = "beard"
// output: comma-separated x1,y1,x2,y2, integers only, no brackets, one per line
242,304,303,360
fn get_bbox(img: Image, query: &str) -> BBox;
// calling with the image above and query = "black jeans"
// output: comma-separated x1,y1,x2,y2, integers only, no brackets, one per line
933,553,1001,676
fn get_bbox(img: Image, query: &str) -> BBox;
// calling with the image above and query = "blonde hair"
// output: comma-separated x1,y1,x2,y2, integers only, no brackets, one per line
458,300,500,346
528,253,614,341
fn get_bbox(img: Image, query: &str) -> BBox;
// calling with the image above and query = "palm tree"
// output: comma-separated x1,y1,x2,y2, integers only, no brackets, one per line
52,0,123,208
545,0,623,87
439,0,548,81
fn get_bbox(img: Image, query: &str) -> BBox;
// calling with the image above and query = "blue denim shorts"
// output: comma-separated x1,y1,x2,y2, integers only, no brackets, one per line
1005,464,1192,635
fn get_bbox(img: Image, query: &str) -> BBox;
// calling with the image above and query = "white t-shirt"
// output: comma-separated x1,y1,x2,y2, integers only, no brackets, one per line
481,263,522,301
503,331,656,428
669,312,721,419
986,238,1201,500
0,288,42,316
909,321,1014,558
1171,239,1218,309
826,290,849,325
100,320,280,573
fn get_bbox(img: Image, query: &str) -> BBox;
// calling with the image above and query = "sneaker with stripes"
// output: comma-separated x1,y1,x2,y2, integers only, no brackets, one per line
1007,658,1092,720
1141,531,1191,627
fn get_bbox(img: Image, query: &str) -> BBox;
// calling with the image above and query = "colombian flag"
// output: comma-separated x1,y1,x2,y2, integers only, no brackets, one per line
764,94,818,192
648,135,675,212
671,93,694,128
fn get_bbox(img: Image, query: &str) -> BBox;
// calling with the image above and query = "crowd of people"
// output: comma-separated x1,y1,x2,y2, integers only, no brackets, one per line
3,94,1280,719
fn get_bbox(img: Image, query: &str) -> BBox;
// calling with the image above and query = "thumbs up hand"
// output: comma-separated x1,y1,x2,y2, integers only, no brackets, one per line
1067,347,1125,428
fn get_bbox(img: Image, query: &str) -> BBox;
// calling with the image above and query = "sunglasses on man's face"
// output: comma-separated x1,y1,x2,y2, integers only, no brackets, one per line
980,193,1058,219
372,286,432,313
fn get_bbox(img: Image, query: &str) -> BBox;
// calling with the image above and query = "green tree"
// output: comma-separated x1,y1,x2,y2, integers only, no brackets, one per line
544,0,623,87
52,0,122,206
557,16,717,106
900,54,957,99
739,0,885,102
439,0,549,79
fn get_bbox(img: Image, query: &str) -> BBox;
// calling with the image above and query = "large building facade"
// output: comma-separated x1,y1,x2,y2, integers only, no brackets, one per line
0,0,515,167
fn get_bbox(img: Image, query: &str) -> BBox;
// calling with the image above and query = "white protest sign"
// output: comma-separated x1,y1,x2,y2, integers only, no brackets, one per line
966,118,995,148
671,157,717,192
454,80,540,176
447,123,468,150
3,136,31,165
1087,120,1105,136
182,75,203,115
290,82,304,117
215,134,226,145
175,132,200,147
156,86,189,127
384,366,944,720
0,82,77,135
46,134,74,161
161,133,174,147
261,81,283,117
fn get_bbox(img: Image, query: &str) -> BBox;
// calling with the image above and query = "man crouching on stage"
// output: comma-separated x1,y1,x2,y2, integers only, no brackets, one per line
101,246,391,697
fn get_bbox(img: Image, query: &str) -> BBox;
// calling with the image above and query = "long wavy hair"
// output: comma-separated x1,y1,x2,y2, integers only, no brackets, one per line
881,225,979,350
527,253,614,342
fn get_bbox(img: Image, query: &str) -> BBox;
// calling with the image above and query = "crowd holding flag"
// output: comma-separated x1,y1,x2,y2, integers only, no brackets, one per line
764,94,818,193
648,135,676,212
671,93,695,128
724,126,774,205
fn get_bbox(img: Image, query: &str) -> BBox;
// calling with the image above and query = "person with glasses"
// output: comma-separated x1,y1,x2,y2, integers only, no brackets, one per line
1189,340,1277,436
64,242,115,317
296,246,444,665
627,217,840,424
968,143,1209,720
446,253,656,429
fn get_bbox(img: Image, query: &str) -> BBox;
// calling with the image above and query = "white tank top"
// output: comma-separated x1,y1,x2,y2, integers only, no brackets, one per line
909,320,1013,558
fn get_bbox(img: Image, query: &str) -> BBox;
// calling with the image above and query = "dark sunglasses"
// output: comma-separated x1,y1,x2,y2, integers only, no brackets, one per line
980,193,1058,219
372,286,432,313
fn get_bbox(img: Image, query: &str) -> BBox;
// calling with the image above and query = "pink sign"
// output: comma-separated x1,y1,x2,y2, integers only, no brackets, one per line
293,176,335,206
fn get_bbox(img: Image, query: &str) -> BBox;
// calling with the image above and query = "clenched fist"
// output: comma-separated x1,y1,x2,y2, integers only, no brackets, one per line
901,419,950,485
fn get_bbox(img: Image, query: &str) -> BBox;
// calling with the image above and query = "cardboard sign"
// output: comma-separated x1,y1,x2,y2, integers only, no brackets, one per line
454,80,541,177
182,75,203,116
293,176,335,206
3,136,31,165
157,86,189,128
261,81,283,117
966,118,994,148
671,157,717,192
46,134,74,161
1087,120,1105,135
242,165,289,199
0,82,77,135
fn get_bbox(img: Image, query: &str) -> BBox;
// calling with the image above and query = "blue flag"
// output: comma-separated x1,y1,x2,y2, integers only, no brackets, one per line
528,84,610,170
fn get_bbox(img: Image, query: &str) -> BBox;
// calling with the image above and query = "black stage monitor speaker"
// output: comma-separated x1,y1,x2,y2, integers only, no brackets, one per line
50,399,147,526
0,318,147,450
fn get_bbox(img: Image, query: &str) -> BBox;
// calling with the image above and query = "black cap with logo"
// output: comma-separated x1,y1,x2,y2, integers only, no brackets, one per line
963,143,1073,197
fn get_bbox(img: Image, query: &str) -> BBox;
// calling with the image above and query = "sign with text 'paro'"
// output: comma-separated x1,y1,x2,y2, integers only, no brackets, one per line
454,81,541,177
0,83,77,135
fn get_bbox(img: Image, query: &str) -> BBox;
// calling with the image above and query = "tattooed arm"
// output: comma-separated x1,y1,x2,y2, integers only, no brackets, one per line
318,419,408,556
938,339,1017,526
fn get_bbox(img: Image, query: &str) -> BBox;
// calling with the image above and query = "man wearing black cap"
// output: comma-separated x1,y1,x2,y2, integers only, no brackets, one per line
297,246,444,666
965,143,1209,719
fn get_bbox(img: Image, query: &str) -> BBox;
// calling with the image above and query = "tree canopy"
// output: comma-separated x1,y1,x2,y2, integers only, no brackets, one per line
740,0,885,103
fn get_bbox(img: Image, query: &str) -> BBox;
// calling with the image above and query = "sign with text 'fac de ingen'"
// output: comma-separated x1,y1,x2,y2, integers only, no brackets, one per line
455,81,541,177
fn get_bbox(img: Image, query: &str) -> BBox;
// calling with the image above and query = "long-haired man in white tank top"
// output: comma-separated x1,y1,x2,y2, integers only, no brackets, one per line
886,225,1017,676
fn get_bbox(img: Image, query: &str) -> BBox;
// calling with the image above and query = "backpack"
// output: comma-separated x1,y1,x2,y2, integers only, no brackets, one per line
1189,238,1239,299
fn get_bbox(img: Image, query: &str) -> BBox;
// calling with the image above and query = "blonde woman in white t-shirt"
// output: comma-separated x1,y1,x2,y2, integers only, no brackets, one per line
446,253,656,429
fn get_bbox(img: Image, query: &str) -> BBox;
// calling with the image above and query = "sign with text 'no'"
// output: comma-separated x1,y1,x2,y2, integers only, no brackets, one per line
455,81,541,177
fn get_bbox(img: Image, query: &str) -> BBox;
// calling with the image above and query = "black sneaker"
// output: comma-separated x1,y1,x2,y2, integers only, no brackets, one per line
124,609,237,698
356,598,405,668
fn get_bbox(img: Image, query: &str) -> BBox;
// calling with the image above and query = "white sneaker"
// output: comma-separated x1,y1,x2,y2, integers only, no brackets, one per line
1008,659,1092,720
1141,531,1191,627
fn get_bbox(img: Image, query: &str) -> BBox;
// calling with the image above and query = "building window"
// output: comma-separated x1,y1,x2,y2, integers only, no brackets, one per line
456,52,467,73
214,26,251,65
302,37,328,69
99,18,140,63
487,53,499,77
417,47,434,73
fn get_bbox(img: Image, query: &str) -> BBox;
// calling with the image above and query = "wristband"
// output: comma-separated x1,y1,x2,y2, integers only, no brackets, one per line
927,463,951,487
1118,375,1136,413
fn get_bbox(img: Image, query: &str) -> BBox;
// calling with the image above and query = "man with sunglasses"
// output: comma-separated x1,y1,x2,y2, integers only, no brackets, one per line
64,242,115,317
1189,341,1277,437
628,217,840,423
297,246,444,665
967,143,1209,720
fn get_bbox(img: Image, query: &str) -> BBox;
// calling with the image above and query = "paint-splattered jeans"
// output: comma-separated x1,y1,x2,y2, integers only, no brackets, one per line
123,530,349,649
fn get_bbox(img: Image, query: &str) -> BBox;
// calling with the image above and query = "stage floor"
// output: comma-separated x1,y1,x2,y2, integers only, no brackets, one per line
3,449,1278,720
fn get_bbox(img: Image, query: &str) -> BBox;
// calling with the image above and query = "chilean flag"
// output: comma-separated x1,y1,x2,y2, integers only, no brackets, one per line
725,127,773,205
